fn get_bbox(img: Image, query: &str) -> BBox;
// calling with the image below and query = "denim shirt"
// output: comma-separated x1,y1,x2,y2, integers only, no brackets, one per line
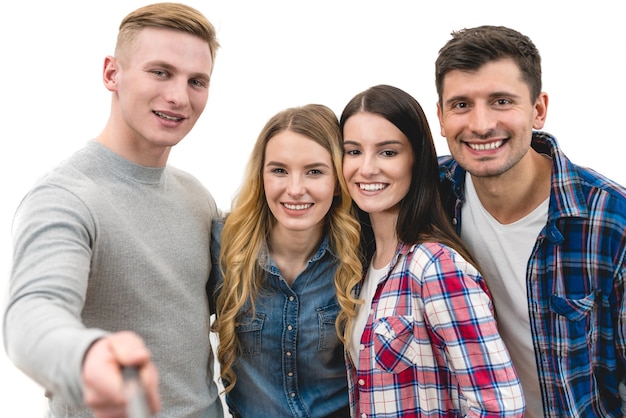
210,219,349,418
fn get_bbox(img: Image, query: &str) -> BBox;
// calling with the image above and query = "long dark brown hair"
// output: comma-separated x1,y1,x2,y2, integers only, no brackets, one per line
339,84,481,269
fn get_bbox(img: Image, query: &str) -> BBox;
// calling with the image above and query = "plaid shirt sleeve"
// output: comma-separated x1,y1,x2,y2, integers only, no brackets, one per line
419,243,525,416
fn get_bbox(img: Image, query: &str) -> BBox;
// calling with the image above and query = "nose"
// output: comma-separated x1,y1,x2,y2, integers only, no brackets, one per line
359,153,379,177
164,78,190,107
468,103,496,136
286,175,305,197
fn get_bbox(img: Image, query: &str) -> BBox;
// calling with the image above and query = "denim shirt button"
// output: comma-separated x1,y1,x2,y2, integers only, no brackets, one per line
288,372,293,377
287,325,293,330
290,392,296,398
289,296,295,301
286,351,292,356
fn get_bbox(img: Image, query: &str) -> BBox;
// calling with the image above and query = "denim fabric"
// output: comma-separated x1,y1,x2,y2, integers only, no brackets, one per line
211,219,349,418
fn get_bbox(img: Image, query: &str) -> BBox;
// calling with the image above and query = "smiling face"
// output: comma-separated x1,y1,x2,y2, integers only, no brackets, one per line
437,58,547,179
263,130,337,236
103,27,213,165
342,111,414,217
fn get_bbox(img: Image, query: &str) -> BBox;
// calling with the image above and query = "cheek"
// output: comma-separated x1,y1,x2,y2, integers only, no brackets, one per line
262,177,276,199
315,187,337,216
393,164,413,188
190,93,208,113
441,113,464,134
342,161,355,180
446,136,457,150
312,179,338,201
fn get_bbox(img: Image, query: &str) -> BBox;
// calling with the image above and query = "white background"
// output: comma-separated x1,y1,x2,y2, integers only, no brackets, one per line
2,0,624,415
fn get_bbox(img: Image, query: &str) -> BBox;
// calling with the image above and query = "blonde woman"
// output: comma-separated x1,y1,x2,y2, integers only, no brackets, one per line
210,104,362,418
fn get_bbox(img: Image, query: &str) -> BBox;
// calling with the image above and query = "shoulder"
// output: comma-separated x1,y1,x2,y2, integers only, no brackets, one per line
437,154,455,168
437,155,457,178
545,133,626,225
167,165,219,212
574,164,626,202
403,242,480,279
17,147,99,217
398,243,488,305
437,155,465,198
571,166,626,239
167,165,209,191
542,131,626,199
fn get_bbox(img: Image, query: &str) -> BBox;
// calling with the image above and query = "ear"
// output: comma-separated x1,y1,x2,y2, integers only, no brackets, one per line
533,92,549,130
102,56,119,92
436,101,446,137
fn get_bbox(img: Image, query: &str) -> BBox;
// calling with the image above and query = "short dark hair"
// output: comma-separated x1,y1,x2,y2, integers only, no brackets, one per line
435,25,542,105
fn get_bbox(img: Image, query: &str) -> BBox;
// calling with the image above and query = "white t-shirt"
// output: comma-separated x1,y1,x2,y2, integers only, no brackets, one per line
461,173,548,418
349,261,389,366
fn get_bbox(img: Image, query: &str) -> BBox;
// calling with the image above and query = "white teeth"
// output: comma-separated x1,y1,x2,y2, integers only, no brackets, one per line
469,140,503,151
154,111,182,121
284,203,312,210
359,183,385,191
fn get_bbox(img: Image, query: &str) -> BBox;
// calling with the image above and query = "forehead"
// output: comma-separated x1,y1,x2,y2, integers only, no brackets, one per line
265,131,331,161
343,112,407,144
122,27,213,73
441,58,529,98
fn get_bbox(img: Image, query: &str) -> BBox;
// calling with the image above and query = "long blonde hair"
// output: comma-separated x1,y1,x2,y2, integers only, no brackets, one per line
213,104,363,392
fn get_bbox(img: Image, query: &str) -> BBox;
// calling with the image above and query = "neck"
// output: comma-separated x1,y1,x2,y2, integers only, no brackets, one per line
471,149,552,224
96,115,171,168
369,210,399,269
268,225,324,285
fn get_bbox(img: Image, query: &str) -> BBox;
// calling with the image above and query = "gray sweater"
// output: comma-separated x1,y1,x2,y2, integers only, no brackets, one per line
4,140,223,417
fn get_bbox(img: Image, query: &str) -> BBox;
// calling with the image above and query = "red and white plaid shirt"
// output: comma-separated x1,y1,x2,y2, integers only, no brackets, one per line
347,241,525,417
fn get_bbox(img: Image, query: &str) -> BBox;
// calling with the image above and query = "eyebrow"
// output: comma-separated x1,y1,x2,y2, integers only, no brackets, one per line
265,161,331,169
444,91,521,106
443,94,468,106
146,60,211,83
343,139,404,147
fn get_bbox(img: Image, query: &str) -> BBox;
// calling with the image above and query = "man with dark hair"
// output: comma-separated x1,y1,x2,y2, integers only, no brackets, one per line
436,25,626,417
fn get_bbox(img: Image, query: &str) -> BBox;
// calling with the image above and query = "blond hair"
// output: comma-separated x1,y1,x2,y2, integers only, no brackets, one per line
115,2,219,63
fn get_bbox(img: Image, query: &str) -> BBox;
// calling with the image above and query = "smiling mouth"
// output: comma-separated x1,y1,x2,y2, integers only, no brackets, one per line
468,140,503,151
359,183,386,191
153,111,183,122
283,203,312,210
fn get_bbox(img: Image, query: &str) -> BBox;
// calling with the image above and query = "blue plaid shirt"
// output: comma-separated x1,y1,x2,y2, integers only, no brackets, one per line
439,131,626,417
